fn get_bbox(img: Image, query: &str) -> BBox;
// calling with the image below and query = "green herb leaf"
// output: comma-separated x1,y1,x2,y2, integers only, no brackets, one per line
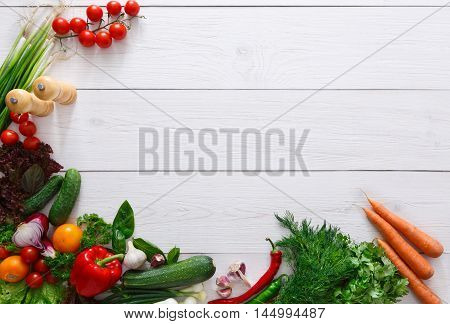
21,164,45,194
333,242,409,304
113,200,134,239
275,212,356,304
112,229,126,254
0,224,15,245
44,252,76,281
77,214,112,250
167,247,180,265
133,238,165,261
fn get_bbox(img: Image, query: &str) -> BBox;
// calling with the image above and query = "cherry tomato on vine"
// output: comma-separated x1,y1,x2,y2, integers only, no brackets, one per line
79,30,96,47
10,112,29,124
70,17,87,34
125,1,140,16
87,5,103,22
23,136,41,151
33,258,49,274
52,17,70,35
107,1,122,16
26,272,44,289
0,246,10,259
20,246,40,264
19,121,37,137
109,22,127,40
46,272,59,284
95,31,113,48
1,130,19,146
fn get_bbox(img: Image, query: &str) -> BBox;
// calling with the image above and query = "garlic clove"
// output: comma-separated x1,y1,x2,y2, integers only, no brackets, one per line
216,287,232,298
150,253,165,268
216,275,231,288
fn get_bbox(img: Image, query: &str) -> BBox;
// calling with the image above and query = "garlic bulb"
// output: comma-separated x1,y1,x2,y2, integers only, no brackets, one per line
123,241,147,270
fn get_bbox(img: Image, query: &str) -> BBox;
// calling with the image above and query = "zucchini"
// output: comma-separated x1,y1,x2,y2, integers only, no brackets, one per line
49,169,81,226
22,175,64,216
123,256,216,289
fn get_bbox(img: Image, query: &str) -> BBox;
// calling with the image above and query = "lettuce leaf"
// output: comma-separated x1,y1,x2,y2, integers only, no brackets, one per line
24,282,66,304
0,280,28,304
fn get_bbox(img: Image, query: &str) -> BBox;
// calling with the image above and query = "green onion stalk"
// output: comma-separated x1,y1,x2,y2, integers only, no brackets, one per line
0,8,62,132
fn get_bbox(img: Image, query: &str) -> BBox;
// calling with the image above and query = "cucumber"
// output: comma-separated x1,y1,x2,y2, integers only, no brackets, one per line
123,256,216,289
22,175,64,216
49,169,81,226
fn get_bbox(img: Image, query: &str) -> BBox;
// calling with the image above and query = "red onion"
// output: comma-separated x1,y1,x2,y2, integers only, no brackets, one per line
41,238,56,258
12,214,49,249
25,213,49,234
150,254,165,268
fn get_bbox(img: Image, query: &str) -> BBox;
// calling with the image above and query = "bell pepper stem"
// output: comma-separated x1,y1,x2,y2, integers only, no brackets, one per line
97,254,124,267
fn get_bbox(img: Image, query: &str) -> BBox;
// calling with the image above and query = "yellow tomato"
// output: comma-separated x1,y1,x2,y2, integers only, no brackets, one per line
53,224,83,253
0,255,29,283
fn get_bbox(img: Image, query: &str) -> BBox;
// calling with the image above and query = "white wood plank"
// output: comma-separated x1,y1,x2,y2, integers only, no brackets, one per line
2,7,450,89
201,253,449,303
12,89,450,171
42,171,450,254
4,1,449,7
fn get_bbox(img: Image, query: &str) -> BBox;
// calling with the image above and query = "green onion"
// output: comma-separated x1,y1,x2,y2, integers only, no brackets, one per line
0,9,59,132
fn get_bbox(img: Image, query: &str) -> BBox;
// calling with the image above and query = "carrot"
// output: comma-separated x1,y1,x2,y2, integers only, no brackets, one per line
368,198,444,258
377,239,441,304
363,208,434,279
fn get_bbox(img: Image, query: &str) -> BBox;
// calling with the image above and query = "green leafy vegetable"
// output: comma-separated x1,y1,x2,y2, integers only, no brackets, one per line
23,282,66,304
21,164,45,194
45,252,76,281
0,223,16,251
275,212,356,304
167,247,180,265
333,242,409,304
112,229,126,254
0,280,28,304
0,223,15,244
133,238,165,261
112,200,135,254
77,213,112,250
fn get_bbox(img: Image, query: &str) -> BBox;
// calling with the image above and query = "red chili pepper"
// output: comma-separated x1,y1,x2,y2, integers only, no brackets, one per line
70,246,124,298
208,238,282,304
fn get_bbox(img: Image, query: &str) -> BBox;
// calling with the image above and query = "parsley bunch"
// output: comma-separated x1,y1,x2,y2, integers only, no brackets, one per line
77,213,112,250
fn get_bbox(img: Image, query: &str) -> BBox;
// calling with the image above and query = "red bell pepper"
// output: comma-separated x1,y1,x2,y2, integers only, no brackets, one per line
70,245,124,297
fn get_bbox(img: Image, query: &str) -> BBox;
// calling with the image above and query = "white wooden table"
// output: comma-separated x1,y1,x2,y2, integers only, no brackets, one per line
2,0,449,303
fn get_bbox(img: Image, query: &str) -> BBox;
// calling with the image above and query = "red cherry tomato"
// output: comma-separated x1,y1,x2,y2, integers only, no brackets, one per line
109,22,127,40
20,246,40,264
96,31,113,48
1,130,19,146
19,121,37,137
45,273,59,284
78,30,96,47
0,246,10,259
26,272,44,289
87,5,103,22
125,1,140,16
52,17,70,35
107,1,122,16
33,258,50,274
10,112,29,124
70,17,87,34
23,136,41,151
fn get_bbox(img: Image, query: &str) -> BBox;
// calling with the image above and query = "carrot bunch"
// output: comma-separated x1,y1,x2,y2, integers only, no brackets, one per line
363,196,443,304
